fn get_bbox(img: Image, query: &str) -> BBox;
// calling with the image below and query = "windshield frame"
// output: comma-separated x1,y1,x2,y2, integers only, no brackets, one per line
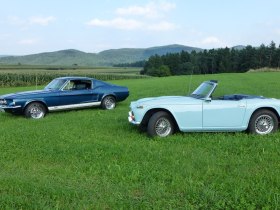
190,81,218,99
44,79,68,91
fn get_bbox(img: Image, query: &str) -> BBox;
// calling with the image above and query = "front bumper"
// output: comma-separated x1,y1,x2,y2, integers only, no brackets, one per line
128,111,140,125
0,105,22,113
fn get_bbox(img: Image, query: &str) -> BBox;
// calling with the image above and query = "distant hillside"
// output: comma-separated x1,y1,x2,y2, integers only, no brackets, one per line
231,45,246,50
0,45,202,66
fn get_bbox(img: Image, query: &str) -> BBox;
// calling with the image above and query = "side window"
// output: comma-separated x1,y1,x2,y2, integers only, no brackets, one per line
63,81,75,90
64,80,92,91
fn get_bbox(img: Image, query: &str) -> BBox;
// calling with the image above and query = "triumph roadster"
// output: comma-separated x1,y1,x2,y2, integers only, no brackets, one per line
0,77,129,119
128,80,280,137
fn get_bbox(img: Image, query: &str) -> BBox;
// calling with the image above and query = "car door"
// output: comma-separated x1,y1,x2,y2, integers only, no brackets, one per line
58,79,96,106
202,99,246,129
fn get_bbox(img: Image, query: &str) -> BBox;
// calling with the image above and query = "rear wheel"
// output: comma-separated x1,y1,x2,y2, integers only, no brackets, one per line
147,111,175,137
24,102,46,119
248,109,278,135
101,96,116,110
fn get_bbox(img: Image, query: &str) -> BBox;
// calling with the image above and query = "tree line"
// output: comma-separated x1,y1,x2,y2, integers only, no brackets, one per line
113,60,146,67
141,41,280,76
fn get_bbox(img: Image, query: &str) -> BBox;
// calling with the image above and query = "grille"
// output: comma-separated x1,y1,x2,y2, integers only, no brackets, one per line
0,99,7,105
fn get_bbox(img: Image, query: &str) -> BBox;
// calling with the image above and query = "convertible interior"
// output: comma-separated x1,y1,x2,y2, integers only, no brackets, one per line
216,94,265,101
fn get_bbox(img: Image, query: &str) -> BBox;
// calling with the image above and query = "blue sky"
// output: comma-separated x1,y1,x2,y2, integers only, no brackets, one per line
0,0,279,55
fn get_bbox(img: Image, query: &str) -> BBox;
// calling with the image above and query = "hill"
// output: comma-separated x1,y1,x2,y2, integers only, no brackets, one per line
231,45,246,50
0,45,202,66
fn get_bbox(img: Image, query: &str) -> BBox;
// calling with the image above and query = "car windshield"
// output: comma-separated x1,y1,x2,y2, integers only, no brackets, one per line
44,79,67,90
190,82,215,99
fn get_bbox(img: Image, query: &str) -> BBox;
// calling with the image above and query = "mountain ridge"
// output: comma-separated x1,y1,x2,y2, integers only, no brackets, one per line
0,44,244,66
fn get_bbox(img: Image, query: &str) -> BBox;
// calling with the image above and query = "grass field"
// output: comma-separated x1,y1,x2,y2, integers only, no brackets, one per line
0,72,280,209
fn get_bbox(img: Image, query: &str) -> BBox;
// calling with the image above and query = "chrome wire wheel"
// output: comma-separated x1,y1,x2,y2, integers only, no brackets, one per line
147,111,175,137
102,96,116,110
24,102,46,119
254,114,274,135
155,117,172,137
29,105,44,119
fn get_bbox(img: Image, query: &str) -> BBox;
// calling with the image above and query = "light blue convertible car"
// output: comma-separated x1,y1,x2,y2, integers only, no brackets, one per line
128,80,280,137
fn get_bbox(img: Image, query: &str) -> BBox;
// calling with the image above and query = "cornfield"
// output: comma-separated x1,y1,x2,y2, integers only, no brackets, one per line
0,72,149,87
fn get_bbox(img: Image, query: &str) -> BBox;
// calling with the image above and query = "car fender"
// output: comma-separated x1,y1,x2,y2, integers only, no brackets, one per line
140,105,179,128
100,93,117,101
23,99,49,111
243,104,280,128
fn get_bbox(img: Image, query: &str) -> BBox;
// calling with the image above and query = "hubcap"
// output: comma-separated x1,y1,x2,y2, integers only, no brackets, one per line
155,117,171,137
29,105,44,119
255,114,274,135
105,98,115,109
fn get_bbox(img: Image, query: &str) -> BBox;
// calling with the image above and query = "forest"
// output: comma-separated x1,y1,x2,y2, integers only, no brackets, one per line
141,41,280,76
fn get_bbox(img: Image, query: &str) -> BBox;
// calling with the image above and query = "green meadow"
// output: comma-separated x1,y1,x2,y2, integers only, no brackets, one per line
0,72,280,209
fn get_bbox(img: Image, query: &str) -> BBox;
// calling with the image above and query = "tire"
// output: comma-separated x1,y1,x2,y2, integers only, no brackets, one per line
101,96,116,110
147,111,175,137
138,123,147,133
248,109,278,135
24,102,46,119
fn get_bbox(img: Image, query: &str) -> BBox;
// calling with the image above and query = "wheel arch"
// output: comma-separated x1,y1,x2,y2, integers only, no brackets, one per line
23,100,49,112
141,108,179,130
101,93,117,102
247,107,280,128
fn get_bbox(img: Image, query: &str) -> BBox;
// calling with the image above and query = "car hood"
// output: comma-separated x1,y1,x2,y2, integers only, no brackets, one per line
132,96,200,106
0,90,57,99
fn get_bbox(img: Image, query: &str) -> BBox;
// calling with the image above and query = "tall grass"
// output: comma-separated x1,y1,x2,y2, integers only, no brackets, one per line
0,72,280,208
0,72,149,87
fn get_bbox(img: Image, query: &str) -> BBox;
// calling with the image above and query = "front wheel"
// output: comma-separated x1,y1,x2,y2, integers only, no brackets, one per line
24,102,46,119
101,96,116,110
248,109,278,135
147,111,175,137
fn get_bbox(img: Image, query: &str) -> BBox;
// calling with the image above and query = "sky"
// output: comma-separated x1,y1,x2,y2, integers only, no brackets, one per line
0,0,280,55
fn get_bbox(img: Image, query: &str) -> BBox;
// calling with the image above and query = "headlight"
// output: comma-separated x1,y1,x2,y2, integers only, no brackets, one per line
0,99,7,105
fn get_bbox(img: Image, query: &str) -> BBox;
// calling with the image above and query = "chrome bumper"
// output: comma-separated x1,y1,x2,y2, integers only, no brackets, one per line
0,105,21,112
128,111,140,125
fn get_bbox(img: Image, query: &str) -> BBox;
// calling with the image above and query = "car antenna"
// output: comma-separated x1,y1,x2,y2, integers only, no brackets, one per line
36,73,38,90
187,67,194,95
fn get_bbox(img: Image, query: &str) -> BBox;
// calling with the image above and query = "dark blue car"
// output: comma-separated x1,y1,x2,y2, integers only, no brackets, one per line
0,77,129,119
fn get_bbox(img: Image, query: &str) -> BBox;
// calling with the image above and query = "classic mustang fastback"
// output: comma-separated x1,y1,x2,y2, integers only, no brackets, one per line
0,77,129,119
128,80,280,137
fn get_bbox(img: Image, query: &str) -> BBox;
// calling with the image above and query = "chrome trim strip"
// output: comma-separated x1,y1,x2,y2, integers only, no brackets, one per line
0,105,21,109
48,102,101,111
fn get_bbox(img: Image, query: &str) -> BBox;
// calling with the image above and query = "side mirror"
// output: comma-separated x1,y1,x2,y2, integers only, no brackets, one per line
204,97,212,102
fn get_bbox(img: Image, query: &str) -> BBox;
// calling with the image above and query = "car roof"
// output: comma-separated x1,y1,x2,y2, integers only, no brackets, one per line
56,76,94,80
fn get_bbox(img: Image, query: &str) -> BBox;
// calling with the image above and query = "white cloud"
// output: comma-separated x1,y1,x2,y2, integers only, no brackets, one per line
87,2,177,31
115,2,176,18
28,16,56,26
7,16,56,28
87,18,176,31
18,39,39,45
201,36,221,45
159,2,176,11
147,21,177,31
86,18,143,30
